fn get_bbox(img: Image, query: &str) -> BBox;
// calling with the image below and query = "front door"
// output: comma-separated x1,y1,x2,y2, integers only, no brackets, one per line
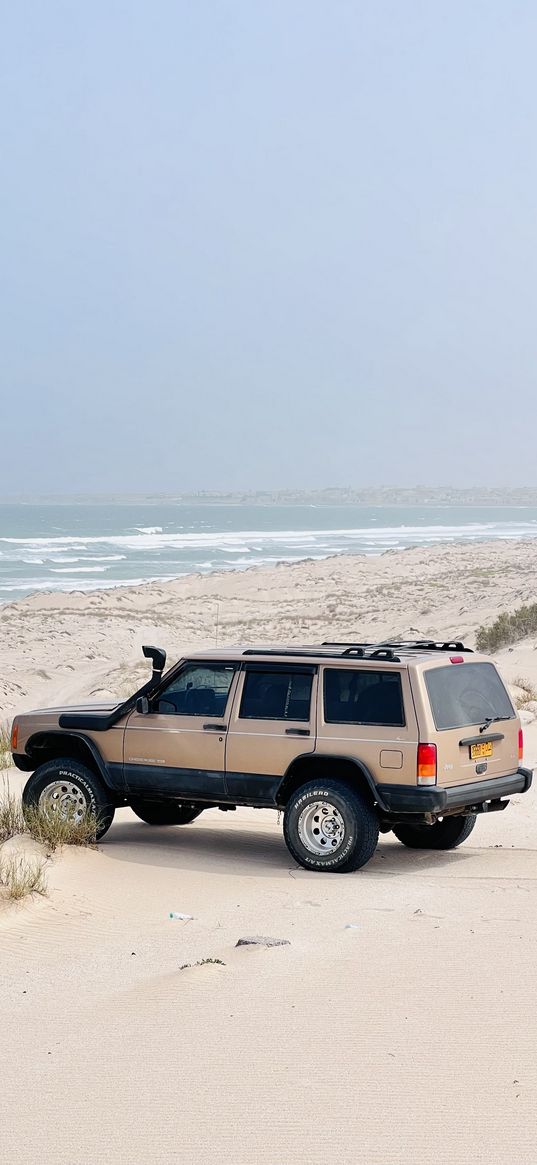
123,661,239,800
225,663,317,803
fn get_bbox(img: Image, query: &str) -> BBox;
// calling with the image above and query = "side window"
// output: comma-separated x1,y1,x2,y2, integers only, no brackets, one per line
239,669,313,722
156,664,236,716
324,668,405,727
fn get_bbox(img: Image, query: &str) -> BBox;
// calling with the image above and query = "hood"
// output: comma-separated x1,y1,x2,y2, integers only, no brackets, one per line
21,701,119,718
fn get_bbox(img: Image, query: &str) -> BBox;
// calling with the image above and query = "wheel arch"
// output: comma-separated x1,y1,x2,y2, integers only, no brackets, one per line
21,732,120,799
276,753,388,811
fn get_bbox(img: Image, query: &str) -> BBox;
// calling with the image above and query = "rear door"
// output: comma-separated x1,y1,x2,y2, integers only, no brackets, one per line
416,660,519,786
225,663,317,804
318,664,418,783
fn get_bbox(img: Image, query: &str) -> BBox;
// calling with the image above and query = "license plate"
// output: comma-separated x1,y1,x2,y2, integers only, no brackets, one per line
470,741,493,760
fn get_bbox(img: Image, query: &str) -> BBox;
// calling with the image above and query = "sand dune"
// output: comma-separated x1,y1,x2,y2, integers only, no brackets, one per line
2,541,537,1162
3,771,537,1164
2,536,537,718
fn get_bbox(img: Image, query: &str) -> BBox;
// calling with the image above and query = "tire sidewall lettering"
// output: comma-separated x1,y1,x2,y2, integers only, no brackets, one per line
291,787,357,868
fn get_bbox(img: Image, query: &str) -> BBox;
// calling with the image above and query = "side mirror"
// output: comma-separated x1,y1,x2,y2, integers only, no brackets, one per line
136,696,150,715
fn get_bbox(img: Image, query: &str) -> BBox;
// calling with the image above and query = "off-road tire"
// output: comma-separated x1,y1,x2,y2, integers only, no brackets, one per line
283,779,379,872
130,800,203,826
393,814,477,850
22,758,115,841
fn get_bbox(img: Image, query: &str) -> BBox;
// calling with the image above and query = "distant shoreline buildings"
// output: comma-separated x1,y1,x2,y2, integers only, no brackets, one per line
3,486,537,507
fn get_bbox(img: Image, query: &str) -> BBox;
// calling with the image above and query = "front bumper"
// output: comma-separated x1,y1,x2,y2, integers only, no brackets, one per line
377,766,533,816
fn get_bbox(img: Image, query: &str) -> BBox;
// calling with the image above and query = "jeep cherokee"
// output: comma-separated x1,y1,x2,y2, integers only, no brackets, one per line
11,640,532,873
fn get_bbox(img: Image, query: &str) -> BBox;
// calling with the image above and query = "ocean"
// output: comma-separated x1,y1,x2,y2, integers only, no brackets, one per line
1,501,537,603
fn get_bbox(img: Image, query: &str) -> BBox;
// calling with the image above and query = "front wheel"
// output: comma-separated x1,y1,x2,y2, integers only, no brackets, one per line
393,814,477,850
22,758,115,841
283,779,379,872
130,799,203,826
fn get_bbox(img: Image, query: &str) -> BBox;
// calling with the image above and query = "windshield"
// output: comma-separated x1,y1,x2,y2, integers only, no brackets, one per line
425,662,515,731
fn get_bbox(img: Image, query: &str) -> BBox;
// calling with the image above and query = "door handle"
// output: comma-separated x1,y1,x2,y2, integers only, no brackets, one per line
203,723,227,732
285,728,310,736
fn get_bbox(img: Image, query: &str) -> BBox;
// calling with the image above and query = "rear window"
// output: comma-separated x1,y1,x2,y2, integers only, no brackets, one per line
324,668,405,727
425,663,515,731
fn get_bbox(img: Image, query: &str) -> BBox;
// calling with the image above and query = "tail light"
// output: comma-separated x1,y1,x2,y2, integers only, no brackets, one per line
417,742,437,785
518,728,524,762
10,720,18,752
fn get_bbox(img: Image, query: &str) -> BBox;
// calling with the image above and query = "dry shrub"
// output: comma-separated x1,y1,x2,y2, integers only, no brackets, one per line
0,854,47,901
512,675,537,708
0,724,12,769
476,604,537,652
0,785,24,843
0,785,98,851
23,804,99,852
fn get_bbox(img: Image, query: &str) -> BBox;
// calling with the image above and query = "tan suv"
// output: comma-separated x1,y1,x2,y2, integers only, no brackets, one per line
11,640,532,873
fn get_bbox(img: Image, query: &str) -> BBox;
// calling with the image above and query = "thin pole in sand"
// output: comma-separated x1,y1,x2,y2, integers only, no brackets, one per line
215,603,220,647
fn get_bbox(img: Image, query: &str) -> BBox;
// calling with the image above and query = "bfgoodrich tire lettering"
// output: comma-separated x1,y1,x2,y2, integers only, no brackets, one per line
283,779,379,873
22,758,115,841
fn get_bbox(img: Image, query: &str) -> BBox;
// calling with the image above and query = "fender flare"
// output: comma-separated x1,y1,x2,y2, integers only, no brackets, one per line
24,730,114,791
277,753,389,812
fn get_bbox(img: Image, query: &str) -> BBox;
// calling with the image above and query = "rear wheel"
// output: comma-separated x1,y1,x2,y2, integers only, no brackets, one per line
22,758,115,841
393,814,477,850
283,779,379,872
130,799,203,826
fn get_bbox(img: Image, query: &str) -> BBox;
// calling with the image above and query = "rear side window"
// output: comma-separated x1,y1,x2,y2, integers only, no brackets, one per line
324,668,405,727
425,663,515,731
240,668,313,721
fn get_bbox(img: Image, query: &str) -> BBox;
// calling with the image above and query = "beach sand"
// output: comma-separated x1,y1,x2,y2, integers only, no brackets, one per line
2,536,537,717
1,540,537,1163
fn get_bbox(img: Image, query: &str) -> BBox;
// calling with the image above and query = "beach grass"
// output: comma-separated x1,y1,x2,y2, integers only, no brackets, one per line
0,724,12,768
0,785,24,842
0,853,48,901
22,803,99,851
0,783,98,851
476,603,537,652
512,675,537,708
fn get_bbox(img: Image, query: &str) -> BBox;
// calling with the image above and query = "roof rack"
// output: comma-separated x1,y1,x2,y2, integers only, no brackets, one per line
241,640,472,665
242,646,401,663
322,639,472,653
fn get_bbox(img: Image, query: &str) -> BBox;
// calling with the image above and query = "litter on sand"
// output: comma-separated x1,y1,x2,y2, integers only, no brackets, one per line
169,912,194,921
236,936,290,947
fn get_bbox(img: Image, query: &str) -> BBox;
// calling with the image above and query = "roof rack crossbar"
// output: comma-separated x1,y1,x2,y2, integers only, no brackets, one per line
382,640,472,653
341,646,400,662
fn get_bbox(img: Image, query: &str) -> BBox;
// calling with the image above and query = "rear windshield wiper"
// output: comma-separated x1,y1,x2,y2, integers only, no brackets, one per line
480,716,504,734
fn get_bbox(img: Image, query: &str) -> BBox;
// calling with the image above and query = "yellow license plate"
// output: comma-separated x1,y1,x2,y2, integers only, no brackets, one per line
470,741,493,760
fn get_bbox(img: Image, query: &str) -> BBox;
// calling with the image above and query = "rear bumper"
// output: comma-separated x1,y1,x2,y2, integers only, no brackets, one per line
377,767,533,815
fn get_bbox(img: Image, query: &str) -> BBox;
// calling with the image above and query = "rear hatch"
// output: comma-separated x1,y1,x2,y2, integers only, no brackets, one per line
417,659,520,787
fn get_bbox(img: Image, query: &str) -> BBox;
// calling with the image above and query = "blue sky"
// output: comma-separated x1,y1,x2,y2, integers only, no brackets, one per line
1,1,536,492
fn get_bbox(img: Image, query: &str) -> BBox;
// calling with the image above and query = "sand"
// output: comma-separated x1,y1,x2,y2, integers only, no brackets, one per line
2,535,537,718
2,540,537,1163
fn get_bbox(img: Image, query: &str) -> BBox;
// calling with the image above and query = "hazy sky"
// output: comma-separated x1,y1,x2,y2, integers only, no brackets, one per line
1,1,536,494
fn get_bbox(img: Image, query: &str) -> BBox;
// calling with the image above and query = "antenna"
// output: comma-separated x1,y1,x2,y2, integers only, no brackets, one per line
215,603,220,647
